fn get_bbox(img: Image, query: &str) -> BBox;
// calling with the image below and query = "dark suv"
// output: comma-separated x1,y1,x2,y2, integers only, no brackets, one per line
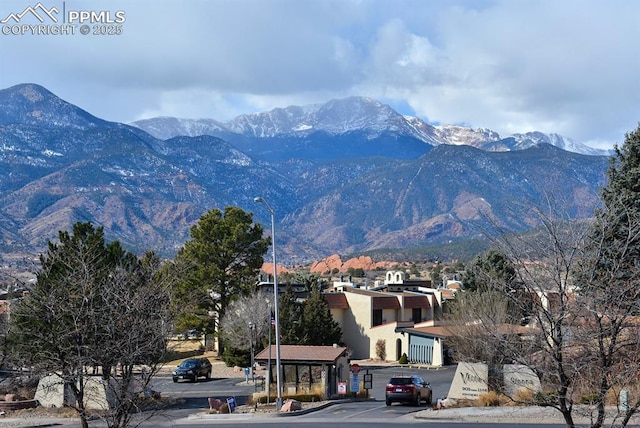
385,375,432,406
172,358,212,382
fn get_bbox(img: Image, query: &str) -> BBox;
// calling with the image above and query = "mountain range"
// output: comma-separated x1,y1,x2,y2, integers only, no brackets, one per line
132,96,609,160
0,83,611,267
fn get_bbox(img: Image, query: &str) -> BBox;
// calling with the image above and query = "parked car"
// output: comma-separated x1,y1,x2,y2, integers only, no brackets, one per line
385,375,432,406
186,329,201,340
172,358,212,382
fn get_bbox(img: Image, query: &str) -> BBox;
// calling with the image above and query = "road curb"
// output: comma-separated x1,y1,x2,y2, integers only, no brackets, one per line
190,398,364,419
273,400,338,417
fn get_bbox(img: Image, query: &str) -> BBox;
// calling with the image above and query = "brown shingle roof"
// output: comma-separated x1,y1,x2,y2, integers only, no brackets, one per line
255,345,347,363
372,296,401,310
405,323,539,338
403,295,430,309
323,293,349,309
406,325,454,337
344,288,387,297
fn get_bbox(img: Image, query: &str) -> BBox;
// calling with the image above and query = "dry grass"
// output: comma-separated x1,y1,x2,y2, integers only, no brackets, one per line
6,405,78,419
166,339,204,352
465,388,537,408
307,384,326,398
476,391,501,407
163,340,206,363
512,387,535,404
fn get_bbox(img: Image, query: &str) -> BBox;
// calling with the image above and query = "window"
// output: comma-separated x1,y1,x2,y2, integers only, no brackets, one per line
284,365,297,383
299,365,310,384
412,308,422,322
373,309,383,326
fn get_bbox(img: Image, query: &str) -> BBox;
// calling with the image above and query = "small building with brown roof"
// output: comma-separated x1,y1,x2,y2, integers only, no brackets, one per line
255,344,349,399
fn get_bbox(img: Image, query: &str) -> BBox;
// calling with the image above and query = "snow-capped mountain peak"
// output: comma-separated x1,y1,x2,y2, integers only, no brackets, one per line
0,83,115,130
130,95,609,156
510,132,606,156
433,125,501,147
224,96,426,138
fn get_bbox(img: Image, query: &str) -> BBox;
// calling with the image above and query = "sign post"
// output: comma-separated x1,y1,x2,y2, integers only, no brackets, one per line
226,396,236,413
350,372,359,395
337,382,347,395
363,370,373,397
349,363,361,396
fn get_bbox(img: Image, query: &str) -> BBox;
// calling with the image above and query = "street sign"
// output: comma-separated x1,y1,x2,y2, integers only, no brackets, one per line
363,372,373,390
350,363,361,374
350,372,359,393
226,396,236,413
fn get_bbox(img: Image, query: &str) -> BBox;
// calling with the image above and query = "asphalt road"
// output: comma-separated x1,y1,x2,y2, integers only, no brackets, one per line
152,364,456,411
3,364,630,427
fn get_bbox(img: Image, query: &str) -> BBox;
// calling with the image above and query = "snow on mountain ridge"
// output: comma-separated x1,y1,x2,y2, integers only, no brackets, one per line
434,125,501,147
1,85,607,157
402,116,440,144
227,104,318,137
133,116,227,140
510,132,606,156
223,96,428,138
313,97,404,133
129,95,609,156
0,83,114,130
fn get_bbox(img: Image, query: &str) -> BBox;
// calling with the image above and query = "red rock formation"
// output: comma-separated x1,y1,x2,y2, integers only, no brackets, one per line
309,254,396,274
309,254,343,273
260,262,292,276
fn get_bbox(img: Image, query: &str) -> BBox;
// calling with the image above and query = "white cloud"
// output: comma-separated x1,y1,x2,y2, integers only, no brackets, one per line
0,0,637,148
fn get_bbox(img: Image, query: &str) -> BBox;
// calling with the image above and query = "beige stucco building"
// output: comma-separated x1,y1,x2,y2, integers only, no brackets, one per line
324,271,457,365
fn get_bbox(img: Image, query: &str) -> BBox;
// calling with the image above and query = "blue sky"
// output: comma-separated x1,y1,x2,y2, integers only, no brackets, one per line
0,0,638,149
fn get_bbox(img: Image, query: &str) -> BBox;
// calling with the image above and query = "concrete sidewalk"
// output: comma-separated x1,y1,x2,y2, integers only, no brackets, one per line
416,404,640,426
2,403,639,426
0,416,79,427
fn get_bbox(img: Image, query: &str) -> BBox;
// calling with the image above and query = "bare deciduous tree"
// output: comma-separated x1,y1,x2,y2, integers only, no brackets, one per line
573,197,640,427
451,192,640,427
496,207,589,427
219,292,272,352
7,223,176,428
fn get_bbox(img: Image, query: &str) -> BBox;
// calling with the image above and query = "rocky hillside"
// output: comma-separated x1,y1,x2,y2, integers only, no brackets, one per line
0,83,611,265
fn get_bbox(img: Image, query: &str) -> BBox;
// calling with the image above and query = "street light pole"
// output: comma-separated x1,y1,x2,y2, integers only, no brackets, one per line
267,304,272,405
254,197,283,410
248,321,255,392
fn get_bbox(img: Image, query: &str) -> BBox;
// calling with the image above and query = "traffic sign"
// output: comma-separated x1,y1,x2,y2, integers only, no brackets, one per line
350,363,361,373
350,373,359,393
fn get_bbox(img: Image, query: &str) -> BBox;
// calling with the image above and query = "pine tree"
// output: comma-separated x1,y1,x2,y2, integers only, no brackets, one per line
172,206,269,343
591,124,640,281
463,248,517,293
300,284,342,346
571,124,640,426
278,285,303,344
